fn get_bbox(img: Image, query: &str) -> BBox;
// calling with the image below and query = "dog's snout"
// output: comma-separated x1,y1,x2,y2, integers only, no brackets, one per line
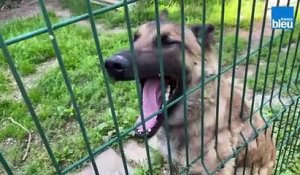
105,55,129,72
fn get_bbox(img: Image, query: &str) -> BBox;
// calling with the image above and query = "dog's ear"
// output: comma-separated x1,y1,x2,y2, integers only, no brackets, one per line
160,9,169,21
190,24,215,38
190,24,215,48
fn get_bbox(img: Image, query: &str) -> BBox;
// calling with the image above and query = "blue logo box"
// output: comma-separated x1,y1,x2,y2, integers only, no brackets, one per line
271,7,294,29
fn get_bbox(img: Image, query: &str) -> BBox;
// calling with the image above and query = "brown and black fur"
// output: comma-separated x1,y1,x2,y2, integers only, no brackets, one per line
105,13,276,175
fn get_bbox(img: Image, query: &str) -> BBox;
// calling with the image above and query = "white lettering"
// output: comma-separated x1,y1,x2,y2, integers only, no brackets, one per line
272,19,294,29
281,21,287,28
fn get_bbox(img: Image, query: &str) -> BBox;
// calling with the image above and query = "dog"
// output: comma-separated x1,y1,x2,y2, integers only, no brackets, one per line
104,12,276,175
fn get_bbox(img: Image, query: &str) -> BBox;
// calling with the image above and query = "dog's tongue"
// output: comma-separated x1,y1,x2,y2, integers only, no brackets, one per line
136,78,162,134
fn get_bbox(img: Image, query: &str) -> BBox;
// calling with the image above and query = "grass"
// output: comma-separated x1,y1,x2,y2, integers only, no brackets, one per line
0,71,11,95
220,33,248,66
247,27,300,94
60,0,264,29
261,103,300,175
0,14,139,174
0,13,57,75
207,0,264,28
1,4,300,175
133,148,165,175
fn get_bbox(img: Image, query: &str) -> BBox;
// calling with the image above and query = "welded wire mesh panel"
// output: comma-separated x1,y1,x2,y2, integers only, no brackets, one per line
0,0,300,174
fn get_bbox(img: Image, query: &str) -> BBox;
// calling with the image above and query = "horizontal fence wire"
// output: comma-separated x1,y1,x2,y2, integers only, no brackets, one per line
3,28,299,174
1,0,300,174
1,0,138,48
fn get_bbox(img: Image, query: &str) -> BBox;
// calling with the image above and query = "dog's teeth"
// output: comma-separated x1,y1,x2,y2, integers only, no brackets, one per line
158,74,161,77
147,128,151,133
165,92,169,101
165,85,171,101
136,129,142,134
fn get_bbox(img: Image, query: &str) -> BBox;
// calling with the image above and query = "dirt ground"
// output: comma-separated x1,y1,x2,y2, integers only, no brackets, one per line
0,0,62,23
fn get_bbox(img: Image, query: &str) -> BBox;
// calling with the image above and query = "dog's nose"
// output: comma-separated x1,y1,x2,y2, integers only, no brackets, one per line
105,55,129,72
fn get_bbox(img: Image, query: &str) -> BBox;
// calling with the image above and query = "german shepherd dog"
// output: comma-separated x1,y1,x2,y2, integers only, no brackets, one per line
104,12,276,175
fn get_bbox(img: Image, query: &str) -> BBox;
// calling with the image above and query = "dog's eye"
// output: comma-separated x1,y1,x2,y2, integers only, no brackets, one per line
133,33,140,42
160,34,179,46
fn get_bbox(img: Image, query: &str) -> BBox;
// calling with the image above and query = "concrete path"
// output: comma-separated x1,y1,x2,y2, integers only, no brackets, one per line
75,140,154,175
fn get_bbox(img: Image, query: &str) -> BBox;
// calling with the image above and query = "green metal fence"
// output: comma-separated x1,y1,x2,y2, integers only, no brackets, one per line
1,0,300,174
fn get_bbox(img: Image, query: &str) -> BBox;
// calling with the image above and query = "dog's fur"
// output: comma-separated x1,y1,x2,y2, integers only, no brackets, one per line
105,14,276,175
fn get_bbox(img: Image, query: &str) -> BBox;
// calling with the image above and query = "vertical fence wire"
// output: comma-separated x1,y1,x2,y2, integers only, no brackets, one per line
287,104,300,163
239,1,258,173
271,1,292,106
273,0,293,148
293,34,300,88
259,34,276,124
271,0,290,142
2,0,300,174
296,41,300,82
178,0,190,173
261,27,277,115
228,0,242,128
282,21,300,172
0,152,13,175
276,0,300,163
287,32,300,95
200,0,209,173
250,0,269,121
153,1,174,174
274,0,300,168
275,100,295,174
0,34,62,174
281,0,300,95
37,0,99,174
275,7,298,165
276,2,300,170
240,0,257,120
241,145,249,175
122,0,154,173
215,0,226,169
84,0,131,174
279,98,300,172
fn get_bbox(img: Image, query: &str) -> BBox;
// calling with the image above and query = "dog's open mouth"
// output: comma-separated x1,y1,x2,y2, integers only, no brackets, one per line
135,76,177,138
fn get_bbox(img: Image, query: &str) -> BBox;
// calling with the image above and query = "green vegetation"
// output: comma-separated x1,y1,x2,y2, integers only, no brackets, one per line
261,103,300,175
133,148,165,175
0,13,57,75
220,33,248,66
0,0,6,5
0,71,10,94
1,0,300,174
247,28,300,94
0,14,139,174
60,0,264,28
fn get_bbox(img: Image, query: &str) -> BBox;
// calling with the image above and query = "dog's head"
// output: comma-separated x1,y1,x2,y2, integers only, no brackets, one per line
104,12,216,137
